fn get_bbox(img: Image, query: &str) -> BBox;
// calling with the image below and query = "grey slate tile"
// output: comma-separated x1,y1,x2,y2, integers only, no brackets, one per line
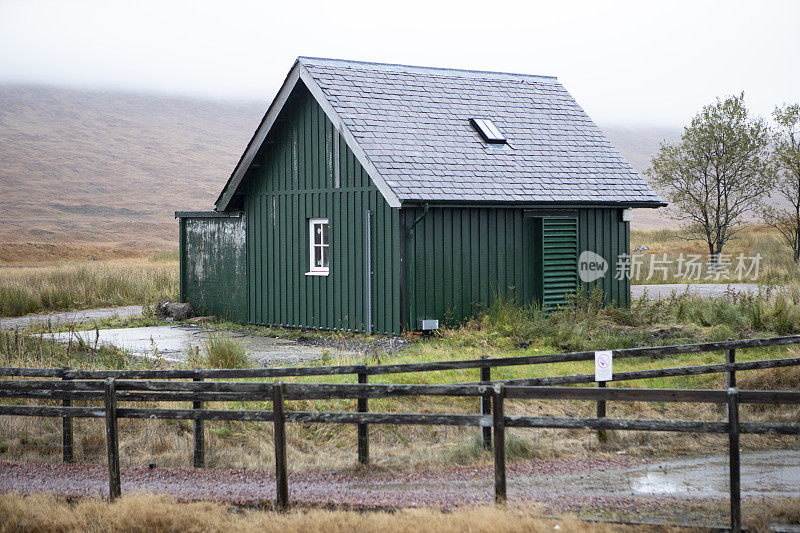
299,57,663,205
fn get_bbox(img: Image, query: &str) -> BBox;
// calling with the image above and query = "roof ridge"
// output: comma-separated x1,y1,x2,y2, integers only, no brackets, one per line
297,56,558,83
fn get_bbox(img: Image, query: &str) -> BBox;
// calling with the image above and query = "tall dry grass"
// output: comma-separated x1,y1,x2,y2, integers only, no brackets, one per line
630,224,800,285
0,493,662,533
1,492,798,532
0,257,177,317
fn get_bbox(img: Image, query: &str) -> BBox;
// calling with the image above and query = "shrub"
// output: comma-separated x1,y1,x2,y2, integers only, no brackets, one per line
191,332,250,369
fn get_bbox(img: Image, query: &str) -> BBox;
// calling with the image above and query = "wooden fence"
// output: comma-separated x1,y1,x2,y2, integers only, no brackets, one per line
1,379,800,530
3,335,800,465
3,335,800,530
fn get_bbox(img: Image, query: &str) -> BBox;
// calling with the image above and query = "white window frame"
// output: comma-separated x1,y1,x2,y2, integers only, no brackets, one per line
306,218,330,276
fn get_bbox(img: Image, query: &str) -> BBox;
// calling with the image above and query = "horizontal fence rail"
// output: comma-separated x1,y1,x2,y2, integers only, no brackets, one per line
494,356,800,387
3,335,800,380
2,357,800,402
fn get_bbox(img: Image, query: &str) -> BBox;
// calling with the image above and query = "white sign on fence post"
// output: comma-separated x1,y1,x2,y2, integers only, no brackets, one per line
595,350,613,382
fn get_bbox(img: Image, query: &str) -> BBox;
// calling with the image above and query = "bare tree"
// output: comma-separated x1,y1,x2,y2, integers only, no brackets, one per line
761,103,800,262
647,93,773,264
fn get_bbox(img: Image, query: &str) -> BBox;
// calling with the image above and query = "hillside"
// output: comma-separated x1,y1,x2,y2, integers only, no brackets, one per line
0,85,679,250
0,86,264,249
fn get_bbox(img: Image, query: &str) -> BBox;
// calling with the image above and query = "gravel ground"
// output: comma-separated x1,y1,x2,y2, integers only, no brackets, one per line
632,283,764,300
0,306,144,330
0,457,697,513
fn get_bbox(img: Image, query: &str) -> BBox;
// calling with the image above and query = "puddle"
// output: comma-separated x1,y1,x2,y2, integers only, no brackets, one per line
46,325,358,365
518,449,800,499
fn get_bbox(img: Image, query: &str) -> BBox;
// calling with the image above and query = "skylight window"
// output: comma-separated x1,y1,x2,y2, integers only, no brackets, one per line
470,118,507,144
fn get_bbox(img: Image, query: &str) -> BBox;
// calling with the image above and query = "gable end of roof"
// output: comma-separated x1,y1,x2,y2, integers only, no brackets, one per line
215,61,400,212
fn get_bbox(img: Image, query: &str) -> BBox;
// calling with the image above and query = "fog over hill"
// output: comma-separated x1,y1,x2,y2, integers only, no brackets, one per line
0,85,679,248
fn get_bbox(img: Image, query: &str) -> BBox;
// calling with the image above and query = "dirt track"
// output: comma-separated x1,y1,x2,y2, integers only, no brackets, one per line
6,451,800,526
0,458,653,510
0,456,706,515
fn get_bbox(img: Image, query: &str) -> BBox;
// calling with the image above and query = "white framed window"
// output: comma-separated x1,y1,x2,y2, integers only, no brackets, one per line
307,218,330,276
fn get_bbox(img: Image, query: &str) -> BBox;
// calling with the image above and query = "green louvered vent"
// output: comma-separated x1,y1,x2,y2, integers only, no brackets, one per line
542,217,578,310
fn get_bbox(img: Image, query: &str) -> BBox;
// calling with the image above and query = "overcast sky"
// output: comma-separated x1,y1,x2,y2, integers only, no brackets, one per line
0,0,797,127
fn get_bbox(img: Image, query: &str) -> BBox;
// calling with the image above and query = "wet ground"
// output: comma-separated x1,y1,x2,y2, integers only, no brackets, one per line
44,326,359,365
539,449,800,500
0,305,360,365
1,450,798,516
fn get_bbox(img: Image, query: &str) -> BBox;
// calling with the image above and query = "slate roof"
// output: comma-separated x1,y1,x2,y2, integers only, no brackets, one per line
298,57,663,205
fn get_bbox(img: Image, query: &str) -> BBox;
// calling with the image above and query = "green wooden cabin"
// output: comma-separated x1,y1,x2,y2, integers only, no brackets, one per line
177,57,664,334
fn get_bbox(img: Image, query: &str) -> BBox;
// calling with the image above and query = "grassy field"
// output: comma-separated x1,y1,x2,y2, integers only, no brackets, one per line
2,289,800,473
1,489,799,532
0,253,177,317
1,269,800,530
631,225,800,285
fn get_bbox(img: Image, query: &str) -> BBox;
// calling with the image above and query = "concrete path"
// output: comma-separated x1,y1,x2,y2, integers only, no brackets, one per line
632,283,764,300
45,326,358,366
0,305,144,330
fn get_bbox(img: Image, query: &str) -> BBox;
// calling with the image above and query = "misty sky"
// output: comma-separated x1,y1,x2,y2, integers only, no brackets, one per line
0,0,797,127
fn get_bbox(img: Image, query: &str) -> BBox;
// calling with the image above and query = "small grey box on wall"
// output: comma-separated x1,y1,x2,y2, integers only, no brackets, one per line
417,319,439,331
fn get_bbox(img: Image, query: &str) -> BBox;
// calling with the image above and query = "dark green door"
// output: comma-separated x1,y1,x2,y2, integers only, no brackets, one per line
533,216,578,310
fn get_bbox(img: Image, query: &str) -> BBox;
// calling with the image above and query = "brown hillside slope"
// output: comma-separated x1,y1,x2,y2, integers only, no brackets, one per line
0,85,264,249
0,85,678,250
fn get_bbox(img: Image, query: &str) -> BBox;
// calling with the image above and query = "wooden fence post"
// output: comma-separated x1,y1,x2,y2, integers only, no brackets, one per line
272,382,288,510
357,368,369,465
596,381,608,443
62,368,73,464
492,384,506,505
726,348,737,388
728,387,741,532
481,356,492,450
193,375,205,468
104,378,121,500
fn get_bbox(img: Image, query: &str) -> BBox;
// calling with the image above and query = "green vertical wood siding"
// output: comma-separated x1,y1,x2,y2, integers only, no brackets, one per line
578,208,630,306
403,206,629,328
180,215,247,323
242,84,401,334
403,206,534,329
